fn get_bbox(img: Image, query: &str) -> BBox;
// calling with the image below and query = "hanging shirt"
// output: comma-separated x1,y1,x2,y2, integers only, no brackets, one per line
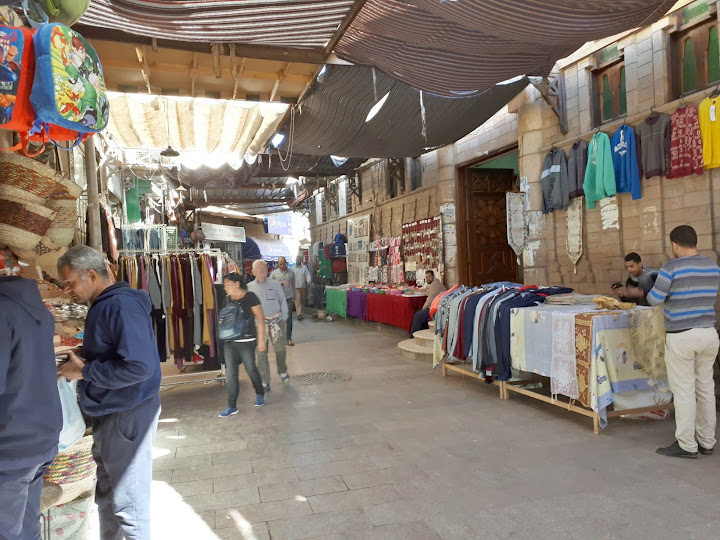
540,148,570,214
668,105,704,178
610,125,641,200
635,113,672,179
699,97,720,169
583,132,616,209
567,140,588,198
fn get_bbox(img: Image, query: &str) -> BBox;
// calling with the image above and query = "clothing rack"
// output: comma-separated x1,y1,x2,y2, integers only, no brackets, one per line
118,248,226,388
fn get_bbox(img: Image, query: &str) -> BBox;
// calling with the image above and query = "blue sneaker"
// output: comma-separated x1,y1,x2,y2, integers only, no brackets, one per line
254,395,265,407
218,407,238,418
281,373,290,384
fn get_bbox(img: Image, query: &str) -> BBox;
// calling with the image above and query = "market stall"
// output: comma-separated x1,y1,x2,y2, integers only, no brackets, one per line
346,289,369,321
366,292,426,332
325,286,347,318
434,285,673,433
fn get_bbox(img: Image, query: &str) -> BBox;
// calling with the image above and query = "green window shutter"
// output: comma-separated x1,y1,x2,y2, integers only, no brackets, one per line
684,37,698,93
602,74,612,121
619,66,627,115
708,25,720,84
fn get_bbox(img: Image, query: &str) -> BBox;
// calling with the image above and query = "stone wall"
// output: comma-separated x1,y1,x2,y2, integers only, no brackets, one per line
520,7,720,293
309,104,521,285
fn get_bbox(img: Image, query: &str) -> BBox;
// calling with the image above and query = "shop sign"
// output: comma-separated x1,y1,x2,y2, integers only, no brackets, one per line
202,222,246,243
268,214,293,236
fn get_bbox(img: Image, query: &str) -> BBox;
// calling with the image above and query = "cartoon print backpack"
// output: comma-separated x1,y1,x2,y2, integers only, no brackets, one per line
30,23,109,141
0,26,36,133
218,300,250,341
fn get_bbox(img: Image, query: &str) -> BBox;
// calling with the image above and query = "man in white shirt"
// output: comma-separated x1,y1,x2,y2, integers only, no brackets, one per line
410,270,446,335
292,256,312,321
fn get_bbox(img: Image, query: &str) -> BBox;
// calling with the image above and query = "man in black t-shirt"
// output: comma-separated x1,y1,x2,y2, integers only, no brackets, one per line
219,274,267,417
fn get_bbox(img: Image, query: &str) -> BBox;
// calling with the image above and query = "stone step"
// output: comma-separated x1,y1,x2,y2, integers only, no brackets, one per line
428,321,435,330
398,338,433,365
412,329,435,349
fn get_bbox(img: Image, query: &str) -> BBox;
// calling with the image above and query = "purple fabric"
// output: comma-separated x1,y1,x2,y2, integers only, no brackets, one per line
347,291,368,321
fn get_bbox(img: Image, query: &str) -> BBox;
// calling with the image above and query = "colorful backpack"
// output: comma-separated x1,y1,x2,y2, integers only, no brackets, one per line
30,23,109,142
0,26,36,133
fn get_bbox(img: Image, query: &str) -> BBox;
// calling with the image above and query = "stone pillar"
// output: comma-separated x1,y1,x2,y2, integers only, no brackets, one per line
84,139,102,254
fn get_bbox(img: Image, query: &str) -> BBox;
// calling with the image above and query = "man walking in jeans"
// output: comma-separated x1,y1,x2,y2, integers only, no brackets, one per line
292,255,312,321
648,226,720,458
249,259,290,392
58,246,161,538
271,256,296,346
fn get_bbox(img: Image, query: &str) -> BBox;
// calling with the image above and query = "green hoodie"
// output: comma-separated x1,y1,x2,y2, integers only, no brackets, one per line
583,132,617,209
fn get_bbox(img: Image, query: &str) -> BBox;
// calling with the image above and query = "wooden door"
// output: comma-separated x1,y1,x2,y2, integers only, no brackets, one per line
463,168,519,286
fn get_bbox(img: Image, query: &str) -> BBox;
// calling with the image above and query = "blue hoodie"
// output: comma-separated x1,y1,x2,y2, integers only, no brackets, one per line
611,125,642,200
0,276,62,467
80,282,161,416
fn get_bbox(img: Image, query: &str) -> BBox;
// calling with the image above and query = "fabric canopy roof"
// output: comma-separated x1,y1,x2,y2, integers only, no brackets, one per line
159,154,363,191
81,0,356,49
335,0,675,97
277,65,529,158
107,93,288,157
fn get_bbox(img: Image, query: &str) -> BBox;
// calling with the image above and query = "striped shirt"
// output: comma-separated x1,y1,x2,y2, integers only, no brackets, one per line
647,255,720,332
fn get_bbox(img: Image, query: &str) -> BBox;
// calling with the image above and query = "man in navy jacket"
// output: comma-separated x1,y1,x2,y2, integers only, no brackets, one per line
58,246,161,540
0,276,62,540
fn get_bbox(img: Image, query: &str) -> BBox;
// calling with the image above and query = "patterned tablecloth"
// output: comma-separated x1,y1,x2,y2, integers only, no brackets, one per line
510,305,671,429
325,288,347,318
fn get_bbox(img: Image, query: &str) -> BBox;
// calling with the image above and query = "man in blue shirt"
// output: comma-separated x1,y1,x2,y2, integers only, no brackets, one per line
58,246,161,538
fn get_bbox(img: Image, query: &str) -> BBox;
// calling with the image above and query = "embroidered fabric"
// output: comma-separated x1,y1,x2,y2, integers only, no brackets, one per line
506,191,528,258
551,311,579,399
628,306,668,385
566,197,583,269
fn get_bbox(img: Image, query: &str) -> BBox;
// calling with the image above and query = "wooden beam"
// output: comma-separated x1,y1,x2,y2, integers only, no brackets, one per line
323,0,368,55
211,43,222,78
135,46,152,93
230,45,247,100
270,62,293,101
77,24,328,64
101,59,312,83
190,53,198,97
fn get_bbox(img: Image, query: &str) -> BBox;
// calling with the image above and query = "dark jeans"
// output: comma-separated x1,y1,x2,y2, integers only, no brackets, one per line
410,308,431,336
0,459,53,540
286,299,294,340
91,395,160,540
224,340,265,407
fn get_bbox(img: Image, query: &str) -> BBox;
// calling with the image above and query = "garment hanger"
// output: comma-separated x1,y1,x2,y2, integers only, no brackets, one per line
711,83,720,98
649,104,659,119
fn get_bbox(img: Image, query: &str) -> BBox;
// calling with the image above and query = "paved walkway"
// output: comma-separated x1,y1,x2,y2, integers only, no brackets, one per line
150,317,720,540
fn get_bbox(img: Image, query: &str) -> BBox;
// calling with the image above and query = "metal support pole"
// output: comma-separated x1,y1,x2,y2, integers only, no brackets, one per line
84,139,102,253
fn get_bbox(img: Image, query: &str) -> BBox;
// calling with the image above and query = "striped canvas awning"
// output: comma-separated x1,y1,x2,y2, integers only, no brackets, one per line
81,0,356,49
276,65,529,158
335,0,676,97
107,93,288,157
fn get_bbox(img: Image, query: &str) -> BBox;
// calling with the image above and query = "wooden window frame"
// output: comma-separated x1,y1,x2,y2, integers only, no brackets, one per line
670,15,720,99
591,57,626,127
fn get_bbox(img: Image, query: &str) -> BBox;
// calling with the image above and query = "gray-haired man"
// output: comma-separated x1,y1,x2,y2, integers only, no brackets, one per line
248,259,290,392
57,246,161,539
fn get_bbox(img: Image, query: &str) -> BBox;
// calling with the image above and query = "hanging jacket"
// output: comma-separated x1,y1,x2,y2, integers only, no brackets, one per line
636,113,672,178
583,132,616,209
610,125,642,200
540,148,569,214
567,140,588,198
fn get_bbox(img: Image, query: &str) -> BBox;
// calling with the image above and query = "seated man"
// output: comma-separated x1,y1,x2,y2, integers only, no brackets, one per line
611,252,658,306
410,270,447,336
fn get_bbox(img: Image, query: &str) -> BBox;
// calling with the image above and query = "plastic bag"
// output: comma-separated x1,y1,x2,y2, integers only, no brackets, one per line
57,378,85,451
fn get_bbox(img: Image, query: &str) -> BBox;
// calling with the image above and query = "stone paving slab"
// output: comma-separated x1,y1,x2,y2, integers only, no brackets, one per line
145,317,720,539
